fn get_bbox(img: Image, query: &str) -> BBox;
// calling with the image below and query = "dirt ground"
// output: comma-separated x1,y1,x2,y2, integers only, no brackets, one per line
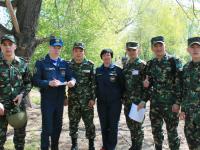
6,90,189,150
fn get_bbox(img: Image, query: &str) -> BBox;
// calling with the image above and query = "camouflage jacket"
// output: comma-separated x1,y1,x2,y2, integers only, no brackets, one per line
68,58,96,104
0,56,32,110
122,57,146,105
144,53,182,105
181,61,200,112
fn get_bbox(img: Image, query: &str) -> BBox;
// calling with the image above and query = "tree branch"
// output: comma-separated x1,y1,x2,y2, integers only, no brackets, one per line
6,0,20,33
176,0,193,21
35,36,49,46
0,24,12,35
192,0,200,21
0,0,17,7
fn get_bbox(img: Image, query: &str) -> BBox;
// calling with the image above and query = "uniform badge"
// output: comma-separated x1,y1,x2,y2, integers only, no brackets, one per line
46,67,55,71
132,69,139,75
109,73,117,82
110,76,116,82
82,70,90,73
60,68,66,76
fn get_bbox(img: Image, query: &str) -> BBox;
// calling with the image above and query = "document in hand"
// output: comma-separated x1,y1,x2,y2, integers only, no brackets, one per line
128,103,146,123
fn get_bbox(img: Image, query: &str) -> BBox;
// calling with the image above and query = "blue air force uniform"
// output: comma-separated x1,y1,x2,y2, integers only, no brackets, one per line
95,64,124,150
33,54,73,150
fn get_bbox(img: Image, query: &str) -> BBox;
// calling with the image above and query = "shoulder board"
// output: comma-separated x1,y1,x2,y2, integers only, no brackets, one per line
38,57,45,62
140,59,146,65
65,60,70,63
87,60,94,65
15,56,27,63
115,64,122,69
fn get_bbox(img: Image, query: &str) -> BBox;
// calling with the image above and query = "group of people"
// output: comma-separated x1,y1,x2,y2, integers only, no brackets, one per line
0,34,199,150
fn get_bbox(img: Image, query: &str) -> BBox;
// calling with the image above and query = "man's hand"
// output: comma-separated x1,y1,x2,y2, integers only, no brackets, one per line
143,75,150,88
67,79,76,88
172,104,180,113
49,79,61,87
179,112,185,120
88,100,95,109
137,101,145,111
13,94,23,106
0,103,5,116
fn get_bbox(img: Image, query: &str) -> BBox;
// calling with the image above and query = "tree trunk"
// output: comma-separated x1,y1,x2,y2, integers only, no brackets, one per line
0,0,43,60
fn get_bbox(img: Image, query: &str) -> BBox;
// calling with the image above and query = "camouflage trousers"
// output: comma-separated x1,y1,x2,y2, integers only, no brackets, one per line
184,109,200,150
0,115,26,150
124,104,144,150
150,104,180,150
68,101,96,140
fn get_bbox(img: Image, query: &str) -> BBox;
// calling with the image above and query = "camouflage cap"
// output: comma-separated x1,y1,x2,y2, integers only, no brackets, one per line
49,36,63,47
1,34,16,44
73,42,85,50
188,37,200,47
151,36,164,46
126,42,139,49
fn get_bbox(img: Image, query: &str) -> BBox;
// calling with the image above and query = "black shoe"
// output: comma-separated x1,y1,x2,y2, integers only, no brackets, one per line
89,139,95,150
155,144,162,150
51,146,59,150
71,145,79,150
71,138,79,150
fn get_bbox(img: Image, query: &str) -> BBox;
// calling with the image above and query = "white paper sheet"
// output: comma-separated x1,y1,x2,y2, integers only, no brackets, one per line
59,82,66,86
128,103,146,123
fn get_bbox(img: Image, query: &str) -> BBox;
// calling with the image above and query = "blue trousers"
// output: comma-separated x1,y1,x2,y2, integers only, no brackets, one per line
40,98,64,150
97,100,122,150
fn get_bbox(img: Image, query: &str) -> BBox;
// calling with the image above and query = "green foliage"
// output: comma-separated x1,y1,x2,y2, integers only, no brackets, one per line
29,0,200,67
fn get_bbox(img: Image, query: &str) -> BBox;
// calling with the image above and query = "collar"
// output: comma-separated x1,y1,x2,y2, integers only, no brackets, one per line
2,55,20,64
71,58,88,65
128,57,140,64
45,54,62,65
101,63,115,69
155,53,171,62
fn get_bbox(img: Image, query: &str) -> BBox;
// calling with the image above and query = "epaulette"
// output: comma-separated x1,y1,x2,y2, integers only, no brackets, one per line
65,60,70,63
15,56,26,63
140,59,146,65
115,64,123,69
19,56,29,63
38,57,45,62
88,60,94,65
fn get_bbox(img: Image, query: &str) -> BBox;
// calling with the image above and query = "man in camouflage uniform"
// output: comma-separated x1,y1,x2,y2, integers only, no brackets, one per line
0,34,32,150
180,37,200,150
143,36,182,150
122,42,146,150
68,42,96,150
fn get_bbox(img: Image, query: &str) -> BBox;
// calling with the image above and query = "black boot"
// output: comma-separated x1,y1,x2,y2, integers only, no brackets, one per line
155,144,162,150
15,147,24,150
71,138,78,150
88,139,95,150
51,145,59,150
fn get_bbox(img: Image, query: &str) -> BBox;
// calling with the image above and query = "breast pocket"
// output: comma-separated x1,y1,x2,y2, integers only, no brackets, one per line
82,69,91,78
0,70,9,87
44,67,56,79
